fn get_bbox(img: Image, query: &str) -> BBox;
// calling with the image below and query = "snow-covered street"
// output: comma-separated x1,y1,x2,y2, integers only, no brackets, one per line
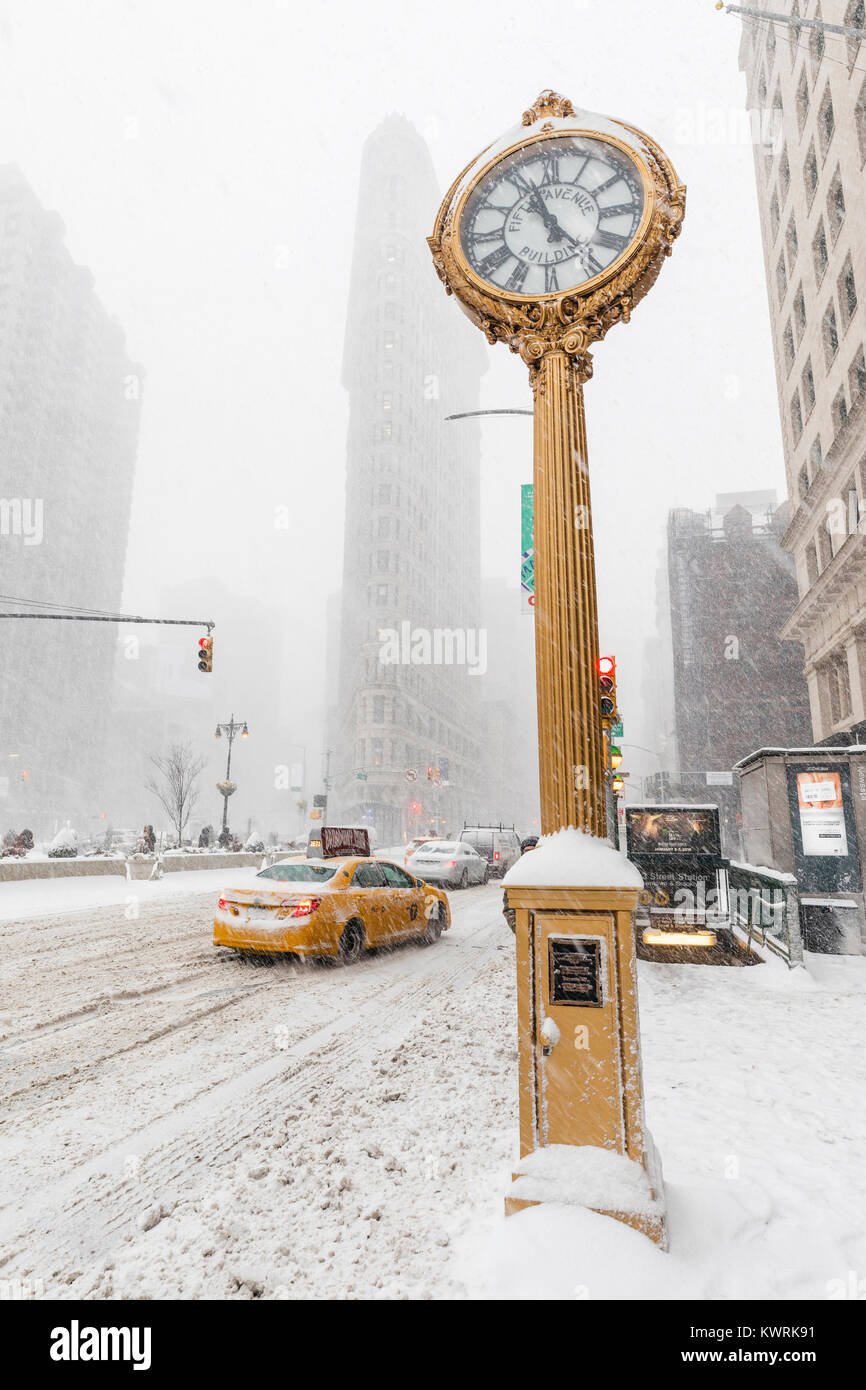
1,878,865,1300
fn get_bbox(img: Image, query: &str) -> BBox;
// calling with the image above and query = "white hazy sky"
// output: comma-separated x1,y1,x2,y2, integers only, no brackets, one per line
0,0,783,778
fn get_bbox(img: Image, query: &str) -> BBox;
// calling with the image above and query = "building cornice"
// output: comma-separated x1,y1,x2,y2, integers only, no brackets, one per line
783,387,866,550
779,528,866,642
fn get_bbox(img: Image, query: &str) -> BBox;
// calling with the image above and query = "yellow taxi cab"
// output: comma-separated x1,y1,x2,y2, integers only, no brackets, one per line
213,855,451,963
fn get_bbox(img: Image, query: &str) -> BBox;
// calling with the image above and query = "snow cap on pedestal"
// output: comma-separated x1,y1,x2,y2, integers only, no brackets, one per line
502,827,643,888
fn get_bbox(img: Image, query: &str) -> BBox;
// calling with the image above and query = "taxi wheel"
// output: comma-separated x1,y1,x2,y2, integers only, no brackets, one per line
459,868,469,889
338,921,366,965
421,906,444,946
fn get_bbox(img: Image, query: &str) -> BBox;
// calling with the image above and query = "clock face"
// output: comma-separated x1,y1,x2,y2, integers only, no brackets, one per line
459,135,646,298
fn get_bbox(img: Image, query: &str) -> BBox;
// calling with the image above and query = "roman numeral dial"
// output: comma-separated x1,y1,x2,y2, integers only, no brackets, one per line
459,134,645,299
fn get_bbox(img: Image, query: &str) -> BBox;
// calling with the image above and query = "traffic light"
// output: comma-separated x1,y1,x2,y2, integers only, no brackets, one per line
427,766,434,781
597,654,617,726
198,635,213,673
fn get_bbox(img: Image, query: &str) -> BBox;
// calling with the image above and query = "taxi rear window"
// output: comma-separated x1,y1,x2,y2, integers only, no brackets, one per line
257,863,339,882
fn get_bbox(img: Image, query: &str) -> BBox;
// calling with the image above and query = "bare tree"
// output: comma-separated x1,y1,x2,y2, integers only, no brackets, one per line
146,743,206,846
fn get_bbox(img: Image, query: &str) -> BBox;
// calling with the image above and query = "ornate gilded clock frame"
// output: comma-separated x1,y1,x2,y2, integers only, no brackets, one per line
429,92,686,837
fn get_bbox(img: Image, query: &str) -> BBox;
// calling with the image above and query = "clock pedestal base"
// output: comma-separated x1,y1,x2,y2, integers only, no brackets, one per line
504,882,667,1248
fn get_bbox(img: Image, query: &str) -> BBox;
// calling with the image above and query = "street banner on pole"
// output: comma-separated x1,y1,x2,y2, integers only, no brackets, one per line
521,483,534,614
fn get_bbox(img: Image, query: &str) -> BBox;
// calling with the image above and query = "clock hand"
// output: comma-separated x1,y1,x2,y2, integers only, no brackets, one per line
527,188,566,242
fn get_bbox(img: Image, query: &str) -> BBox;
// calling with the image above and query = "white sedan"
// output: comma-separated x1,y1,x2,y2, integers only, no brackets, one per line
406,840,489,889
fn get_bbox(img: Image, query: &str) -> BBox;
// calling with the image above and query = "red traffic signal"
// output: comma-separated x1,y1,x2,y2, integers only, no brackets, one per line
198,635,213,673
597,654,617,723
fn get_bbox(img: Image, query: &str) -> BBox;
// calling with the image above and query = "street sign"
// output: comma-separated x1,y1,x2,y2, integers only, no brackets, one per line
706,771,733,786
355,771,368,781
611,721,623,738
405,768,418,782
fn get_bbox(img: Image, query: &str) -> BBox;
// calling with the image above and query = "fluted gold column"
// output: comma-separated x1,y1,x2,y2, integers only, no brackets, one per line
531,349,605,838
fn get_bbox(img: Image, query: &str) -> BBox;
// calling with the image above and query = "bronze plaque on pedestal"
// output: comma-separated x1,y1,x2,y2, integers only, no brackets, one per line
548,937,603,1007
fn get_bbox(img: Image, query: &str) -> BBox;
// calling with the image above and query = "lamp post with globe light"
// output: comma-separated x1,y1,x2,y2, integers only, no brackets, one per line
214,714,248,835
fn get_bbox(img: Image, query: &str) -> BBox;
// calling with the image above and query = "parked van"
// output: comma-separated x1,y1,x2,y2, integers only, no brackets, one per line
459,824,522,878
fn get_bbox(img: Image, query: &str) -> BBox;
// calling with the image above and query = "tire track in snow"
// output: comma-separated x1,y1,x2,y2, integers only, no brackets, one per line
0,906,503,1271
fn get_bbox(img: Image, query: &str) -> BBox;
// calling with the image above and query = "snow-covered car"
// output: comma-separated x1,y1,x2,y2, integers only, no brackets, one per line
214,856,450,962
407,840,489,889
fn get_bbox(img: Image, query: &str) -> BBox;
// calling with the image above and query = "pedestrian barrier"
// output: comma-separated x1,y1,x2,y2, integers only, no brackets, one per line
727,861,804,967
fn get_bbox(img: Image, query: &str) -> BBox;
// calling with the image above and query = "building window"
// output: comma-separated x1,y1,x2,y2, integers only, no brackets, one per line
803,141,818,203
798,459,811,502
783,320,796,373
849,346,866,402
806,540,819,585
823,300,840,365
827,169,846,243
371,737,383,766
796,68,810,132
794,285,807,342
802,358,816,417
382,391,393,411
383,331,395,351
372,695,385,723
778,146,790,200
810,3,825,75
378,483,391,504
766,19,776,67
857,77,866,166
818,85,835,159
770,191,780,239
810,435,823,475
785,215,798,270
832,385,849,434
776,253,788,305
839,255,857,326
829,653,852,724
791,390,803,441
812,220,828,285
847,1,865,67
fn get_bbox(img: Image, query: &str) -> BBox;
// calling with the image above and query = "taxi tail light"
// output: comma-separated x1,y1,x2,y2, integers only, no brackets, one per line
218,897,227,910
448,860,457,867
493,851,500,860
288,897,321,917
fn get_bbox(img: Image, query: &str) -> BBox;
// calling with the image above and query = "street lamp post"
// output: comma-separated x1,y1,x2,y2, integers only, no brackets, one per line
214,714,249,835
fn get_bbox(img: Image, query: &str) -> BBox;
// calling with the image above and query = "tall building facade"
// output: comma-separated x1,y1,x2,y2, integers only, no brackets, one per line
333,117,488,844
652,493,813,853
0,166,141,833
739,5,866,740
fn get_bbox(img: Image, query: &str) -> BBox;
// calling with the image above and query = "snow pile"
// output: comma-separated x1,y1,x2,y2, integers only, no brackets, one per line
509,1143,662,1217
47,827,77,859
503,828,643,888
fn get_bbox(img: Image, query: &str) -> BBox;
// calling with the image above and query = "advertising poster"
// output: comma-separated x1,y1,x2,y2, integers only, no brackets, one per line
520,483,534,614
796,771,848,857
626,807,721,858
